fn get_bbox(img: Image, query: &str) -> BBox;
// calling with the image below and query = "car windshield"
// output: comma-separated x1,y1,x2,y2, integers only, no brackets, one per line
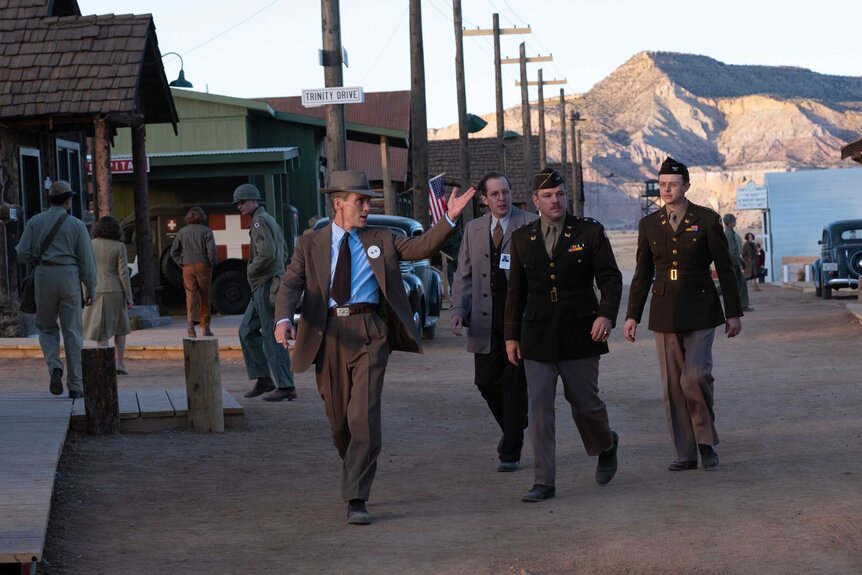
840,229,862,241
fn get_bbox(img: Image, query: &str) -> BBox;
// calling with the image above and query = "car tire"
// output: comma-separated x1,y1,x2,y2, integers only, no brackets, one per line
814,284,822,297
160,250,184,289
212,270,251,315
821,270,832,299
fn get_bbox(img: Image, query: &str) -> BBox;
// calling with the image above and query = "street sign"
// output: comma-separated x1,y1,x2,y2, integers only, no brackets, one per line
736,181,768,210
301,87,364,107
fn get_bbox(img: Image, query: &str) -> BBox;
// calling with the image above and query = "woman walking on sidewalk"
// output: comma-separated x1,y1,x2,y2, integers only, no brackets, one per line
83,216,134,374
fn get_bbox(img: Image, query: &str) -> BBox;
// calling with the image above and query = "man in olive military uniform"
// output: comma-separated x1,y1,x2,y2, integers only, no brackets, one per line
233,183,296,402
16,180,96,398
624,157,742,471
504,168,622,503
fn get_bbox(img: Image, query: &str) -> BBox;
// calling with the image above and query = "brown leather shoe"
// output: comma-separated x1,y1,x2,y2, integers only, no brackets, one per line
244,377,276,398
263,387,297,402
202,328,214,337
187,327,197,338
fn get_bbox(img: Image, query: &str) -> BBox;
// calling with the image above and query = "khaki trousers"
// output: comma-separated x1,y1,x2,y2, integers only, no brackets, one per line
315,311,390,502
654,328,719,461
35,266,84,393
182,262,212,329
524,357,614,486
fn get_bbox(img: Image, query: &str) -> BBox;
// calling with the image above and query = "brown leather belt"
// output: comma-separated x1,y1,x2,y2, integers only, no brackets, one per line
328,303,378,317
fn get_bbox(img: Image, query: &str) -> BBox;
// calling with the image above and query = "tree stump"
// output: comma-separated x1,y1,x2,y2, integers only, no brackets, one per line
82,346,120,435
183,337,224,433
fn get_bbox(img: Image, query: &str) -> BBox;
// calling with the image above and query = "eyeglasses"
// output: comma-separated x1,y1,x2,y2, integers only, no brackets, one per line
486,190,511,200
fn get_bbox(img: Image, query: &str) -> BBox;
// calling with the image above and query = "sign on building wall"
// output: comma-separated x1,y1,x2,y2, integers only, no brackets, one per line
736,181,768,210
301,87,364,107
85,157,149,175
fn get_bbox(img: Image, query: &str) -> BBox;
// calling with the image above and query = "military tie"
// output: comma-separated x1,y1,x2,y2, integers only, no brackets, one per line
492,220,503,249
544,224,557,257
331,233,352,305
669,212,679,231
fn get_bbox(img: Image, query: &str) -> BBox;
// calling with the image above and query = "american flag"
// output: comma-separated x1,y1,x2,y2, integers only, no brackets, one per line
428,174,448,225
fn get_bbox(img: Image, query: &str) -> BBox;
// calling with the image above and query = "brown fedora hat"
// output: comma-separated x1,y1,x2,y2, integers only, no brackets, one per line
320,170,382,198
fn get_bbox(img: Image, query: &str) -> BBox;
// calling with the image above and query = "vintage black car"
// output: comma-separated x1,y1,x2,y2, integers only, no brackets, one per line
812,219,862,299
313,214,443,339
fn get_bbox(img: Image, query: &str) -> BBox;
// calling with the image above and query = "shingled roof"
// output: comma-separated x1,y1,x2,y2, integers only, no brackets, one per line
429,136,559,205
0,0,178,130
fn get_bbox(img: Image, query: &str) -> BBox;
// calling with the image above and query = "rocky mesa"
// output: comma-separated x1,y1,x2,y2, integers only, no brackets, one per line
430,51,862,227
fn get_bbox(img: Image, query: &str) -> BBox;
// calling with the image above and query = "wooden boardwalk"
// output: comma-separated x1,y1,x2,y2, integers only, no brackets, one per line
0,393,72,564
0,389,244,566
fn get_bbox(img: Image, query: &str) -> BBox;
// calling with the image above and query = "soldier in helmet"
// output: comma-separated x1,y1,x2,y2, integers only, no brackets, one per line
233,183,296,401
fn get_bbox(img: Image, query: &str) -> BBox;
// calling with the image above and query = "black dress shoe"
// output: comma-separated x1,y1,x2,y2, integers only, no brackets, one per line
244,377,276,398
497,460,520,472
668,460,698,471
698,444,719,469
49,368,63,396
522,484,555,502
595,431,619,485
347,499,372,525
68,389,84,399
263,387,297,402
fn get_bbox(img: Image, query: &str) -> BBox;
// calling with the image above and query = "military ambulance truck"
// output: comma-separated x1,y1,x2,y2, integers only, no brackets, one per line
121,203,298,315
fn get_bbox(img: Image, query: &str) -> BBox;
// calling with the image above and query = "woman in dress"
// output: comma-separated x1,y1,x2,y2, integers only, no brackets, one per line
742,232,761,292
83,216,134,374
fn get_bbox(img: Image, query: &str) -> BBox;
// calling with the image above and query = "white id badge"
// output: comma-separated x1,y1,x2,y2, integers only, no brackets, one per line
499,253,511,270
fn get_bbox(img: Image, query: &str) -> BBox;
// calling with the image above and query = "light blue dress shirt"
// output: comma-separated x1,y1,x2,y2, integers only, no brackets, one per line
330,222,380,307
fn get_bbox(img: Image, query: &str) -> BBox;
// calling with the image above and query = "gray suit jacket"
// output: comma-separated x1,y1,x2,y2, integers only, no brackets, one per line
450,206,537,354
275,218,456,373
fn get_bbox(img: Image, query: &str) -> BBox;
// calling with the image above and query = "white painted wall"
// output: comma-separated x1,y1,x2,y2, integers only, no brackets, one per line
763,167,862,282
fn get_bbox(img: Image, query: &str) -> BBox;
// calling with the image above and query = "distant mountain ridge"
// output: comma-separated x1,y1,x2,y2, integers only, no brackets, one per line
429,51,862,226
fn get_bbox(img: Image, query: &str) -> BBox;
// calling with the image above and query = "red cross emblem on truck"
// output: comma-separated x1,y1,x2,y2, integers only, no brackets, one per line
167,219,177,232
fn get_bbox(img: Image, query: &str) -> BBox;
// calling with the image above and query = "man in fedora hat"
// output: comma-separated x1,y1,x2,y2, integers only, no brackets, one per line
505,168,623,503
274,170,475,525
16,180,96,398
233,183,296,402
624,157,742,471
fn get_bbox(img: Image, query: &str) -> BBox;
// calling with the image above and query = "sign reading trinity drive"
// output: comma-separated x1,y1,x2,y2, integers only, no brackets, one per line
301,87,365,107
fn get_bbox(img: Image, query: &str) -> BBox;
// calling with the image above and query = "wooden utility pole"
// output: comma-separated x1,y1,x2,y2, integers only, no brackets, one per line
131,124,155,306
464,17,530,172
537,69,546,170
570,111,585,217
452,0,472,219
380,136,396,215
410,0,430,228
559,88,567,182
518,43,532,195
92,115,112,218
321,0,346,179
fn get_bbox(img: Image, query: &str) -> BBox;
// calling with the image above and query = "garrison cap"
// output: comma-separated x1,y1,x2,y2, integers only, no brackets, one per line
658,157,689,181
532,168,565,191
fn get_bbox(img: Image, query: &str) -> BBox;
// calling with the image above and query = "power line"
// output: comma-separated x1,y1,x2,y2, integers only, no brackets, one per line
181,0,283,57
358,4,409,84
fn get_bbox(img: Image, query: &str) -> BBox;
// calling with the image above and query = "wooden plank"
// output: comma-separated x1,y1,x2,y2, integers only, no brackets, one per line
167,388,244,415
0,393,70,563
134,390,175,418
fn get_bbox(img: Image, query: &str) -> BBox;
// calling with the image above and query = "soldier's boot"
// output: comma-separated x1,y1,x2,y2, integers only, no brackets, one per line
244,376,276,398
49,368,63,396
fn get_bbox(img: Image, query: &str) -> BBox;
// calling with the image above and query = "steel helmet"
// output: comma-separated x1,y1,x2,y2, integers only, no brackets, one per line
232,183,262,205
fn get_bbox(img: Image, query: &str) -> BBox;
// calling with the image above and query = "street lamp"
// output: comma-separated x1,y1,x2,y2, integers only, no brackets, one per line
466,113,488,133
162,52,193,88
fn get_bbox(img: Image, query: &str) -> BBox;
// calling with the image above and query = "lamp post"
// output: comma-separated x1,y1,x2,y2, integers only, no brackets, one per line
162,52,193,88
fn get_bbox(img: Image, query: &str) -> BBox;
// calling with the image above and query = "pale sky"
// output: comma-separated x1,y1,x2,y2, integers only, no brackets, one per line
81,0,862,129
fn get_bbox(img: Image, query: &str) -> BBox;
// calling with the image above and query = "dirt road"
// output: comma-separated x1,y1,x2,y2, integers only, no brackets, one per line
4,285,861,574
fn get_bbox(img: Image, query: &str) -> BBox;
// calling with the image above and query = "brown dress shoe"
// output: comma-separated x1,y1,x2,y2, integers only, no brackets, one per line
187,327,197,338
202,328,214,337
244,377,276,398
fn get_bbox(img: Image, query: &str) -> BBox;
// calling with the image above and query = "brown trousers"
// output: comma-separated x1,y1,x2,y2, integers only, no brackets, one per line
654,328,719,461
182,262,212,329
315,311,390,502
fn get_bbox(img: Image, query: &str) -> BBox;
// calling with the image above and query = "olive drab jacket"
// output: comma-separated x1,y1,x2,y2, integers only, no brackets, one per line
626,202,743,333
504,213,623,362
